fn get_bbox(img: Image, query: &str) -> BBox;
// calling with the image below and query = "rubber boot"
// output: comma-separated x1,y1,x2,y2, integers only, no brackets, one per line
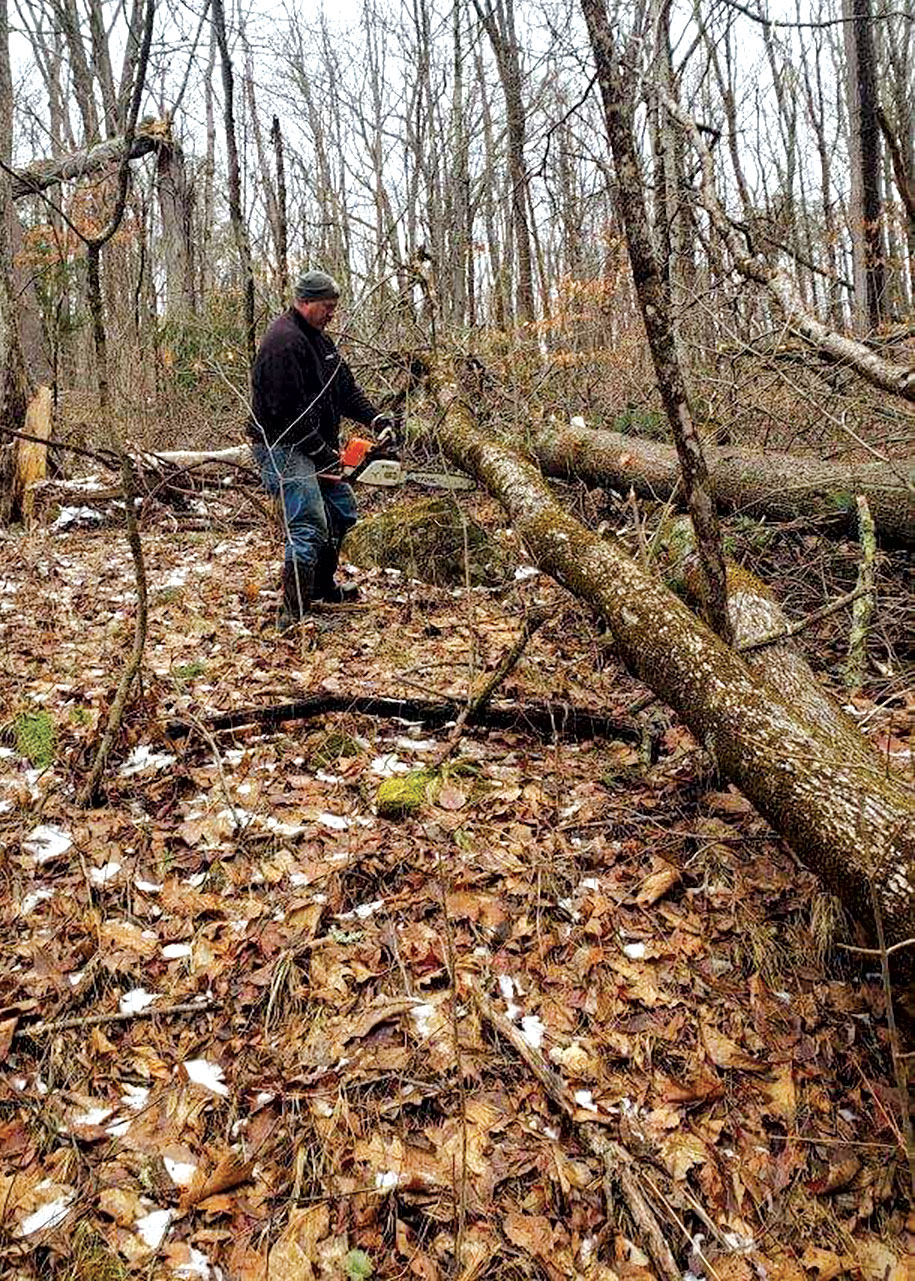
278,560,314,631
313,545,359,604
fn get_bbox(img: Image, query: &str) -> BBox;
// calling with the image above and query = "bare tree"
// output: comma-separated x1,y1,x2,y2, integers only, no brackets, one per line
472,0,535,324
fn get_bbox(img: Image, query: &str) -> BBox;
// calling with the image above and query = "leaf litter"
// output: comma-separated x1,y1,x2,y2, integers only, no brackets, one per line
0,519,911,1278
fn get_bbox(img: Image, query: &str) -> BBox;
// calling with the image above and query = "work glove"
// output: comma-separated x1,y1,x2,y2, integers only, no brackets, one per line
371,414,402,446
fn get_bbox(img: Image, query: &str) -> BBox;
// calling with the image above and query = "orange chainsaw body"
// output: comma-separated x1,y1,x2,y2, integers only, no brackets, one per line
340,436,374,468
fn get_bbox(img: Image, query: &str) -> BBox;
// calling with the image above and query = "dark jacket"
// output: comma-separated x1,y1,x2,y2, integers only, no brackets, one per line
248,308,377,462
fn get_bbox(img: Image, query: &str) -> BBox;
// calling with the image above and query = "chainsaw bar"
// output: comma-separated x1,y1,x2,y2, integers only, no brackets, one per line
355,457,475,491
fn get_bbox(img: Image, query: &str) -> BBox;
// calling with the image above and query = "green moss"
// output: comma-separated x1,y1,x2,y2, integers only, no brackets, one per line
12,710,55,768
375,769,436,818
173,659,206,681
824,489,853,513
613,405,665,439
344,1249,374,1280
344,495,508,587
308,729,361,769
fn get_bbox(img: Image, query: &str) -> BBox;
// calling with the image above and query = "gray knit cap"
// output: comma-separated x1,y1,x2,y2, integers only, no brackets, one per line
294,269,341,301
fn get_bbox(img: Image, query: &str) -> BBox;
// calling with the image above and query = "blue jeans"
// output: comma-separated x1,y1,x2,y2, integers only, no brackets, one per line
252,442,358,570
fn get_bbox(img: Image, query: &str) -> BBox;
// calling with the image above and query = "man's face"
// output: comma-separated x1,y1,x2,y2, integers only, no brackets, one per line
298,298,337,330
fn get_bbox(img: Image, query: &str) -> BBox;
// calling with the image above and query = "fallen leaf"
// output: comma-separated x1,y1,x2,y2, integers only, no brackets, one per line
701,1023,763,1071
436,783,467,811
266,1203,330,1281
634,864,680,906
181,1149,254,1209
800,1246,856,1281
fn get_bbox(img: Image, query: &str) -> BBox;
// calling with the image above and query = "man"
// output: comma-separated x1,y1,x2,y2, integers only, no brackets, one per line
248,270,394,628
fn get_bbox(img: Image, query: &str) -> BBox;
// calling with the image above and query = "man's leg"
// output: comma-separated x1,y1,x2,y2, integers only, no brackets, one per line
253,442,329,624
314,479,359,603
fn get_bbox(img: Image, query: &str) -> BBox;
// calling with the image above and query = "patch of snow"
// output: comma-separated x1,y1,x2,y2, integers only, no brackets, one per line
255,1091,276,1107
72,1105,114,1127
184,872,207,888
375,1170,400,1190
394,737,438,753
172,1247,213,1278
119,988,160,1015
120,745,177,776
135,878,164,893
580,877,600,891
338,899,384,921
521,1015,545,1049
51,505,104,532
838,1108,858,1122
574,1090,598,1113
316,770,345,783
19,1193,74,1235
623,942,647,960
498,975,515,1001
183,1059,229,1097
20,887,55,915
160,568,189,589
90,861,122,886
24,824,72,863
513,565,538,581
121,1084,150,1110
410,1003,436,1039
318,811,351,830
161,943,192,960
371,753,409,777
135,1208,172,1249
164,1158,197,1187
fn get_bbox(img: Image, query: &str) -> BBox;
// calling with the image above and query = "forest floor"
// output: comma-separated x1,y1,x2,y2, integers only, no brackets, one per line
0,480,912,1280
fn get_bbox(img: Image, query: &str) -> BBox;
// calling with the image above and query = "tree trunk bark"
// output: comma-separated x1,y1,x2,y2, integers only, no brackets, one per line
531,417,915,547
211,0,257,373
843,0,885,330
581,0,732,641
659,515,877,765
428,356,915,987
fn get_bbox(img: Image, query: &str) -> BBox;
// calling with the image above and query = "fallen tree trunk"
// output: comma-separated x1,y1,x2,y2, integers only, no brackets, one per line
660,516,877,766
11,119,171,201
163,691,641,746
429,359,915,986
532,417,915,547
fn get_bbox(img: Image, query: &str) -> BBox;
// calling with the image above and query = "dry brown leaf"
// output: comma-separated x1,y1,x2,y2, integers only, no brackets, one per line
701,1023,764,1071
504,1211,555,1258
0,1015,18,1062
181,1149,254,1209
266,1203,330,1281
808,1152,861,1195
634,864,680,906
799,1246,856,1281
437,783,467,810
659,1130,708,1181
761,1066,796,1121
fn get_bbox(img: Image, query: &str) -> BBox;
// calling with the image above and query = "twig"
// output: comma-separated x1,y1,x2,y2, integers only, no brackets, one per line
430,606,550,768
836,936,915,957
472,984,681,1281
844,496,877,689
866,874,915,1197
78,454,148,806
15,999,212,1037
738,586,867,653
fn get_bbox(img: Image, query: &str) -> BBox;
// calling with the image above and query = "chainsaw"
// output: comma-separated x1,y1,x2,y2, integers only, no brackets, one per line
337,436,475,491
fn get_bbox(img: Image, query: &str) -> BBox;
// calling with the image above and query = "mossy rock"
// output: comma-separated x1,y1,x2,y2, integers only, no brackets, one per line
376,769,436,818
344,496,508,587
308,729,361,769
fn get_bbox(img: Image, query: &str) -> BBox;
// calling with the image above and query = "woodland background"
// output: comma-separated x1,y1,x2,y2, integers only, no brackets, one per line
0,0,912,1278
